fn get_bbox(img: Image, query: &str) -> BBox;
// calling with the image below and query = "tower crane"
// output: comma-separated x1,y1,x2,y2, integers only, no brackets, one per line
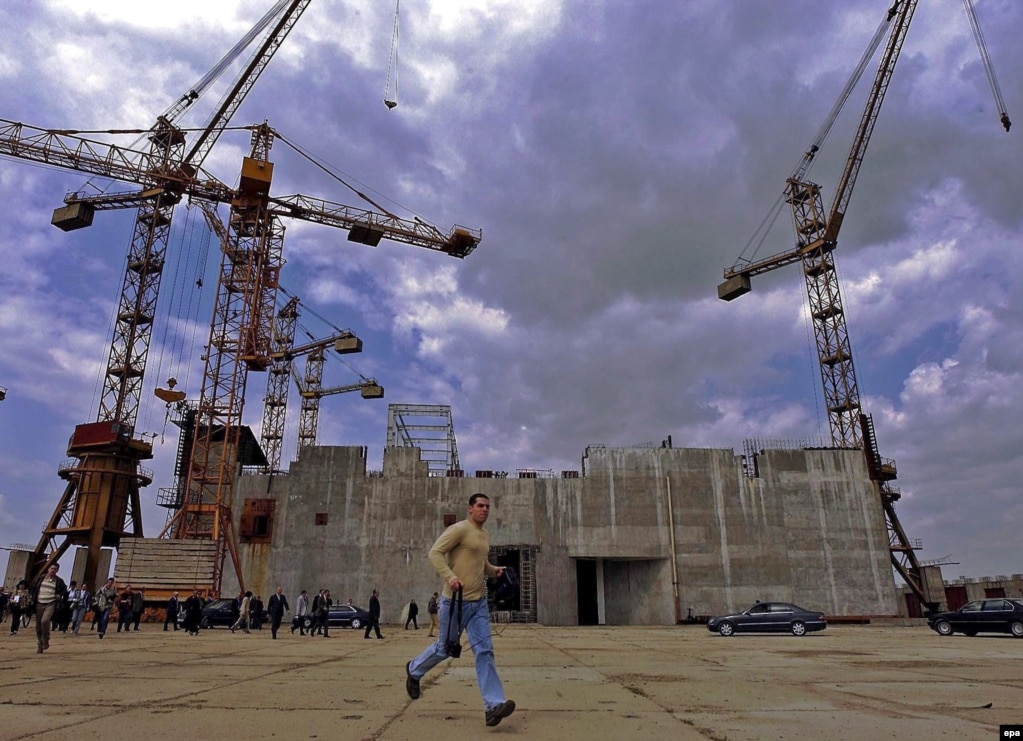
2,116,481,594
717,0,1009,610
259,296,369,474
7,0,312,592
293,348,385,455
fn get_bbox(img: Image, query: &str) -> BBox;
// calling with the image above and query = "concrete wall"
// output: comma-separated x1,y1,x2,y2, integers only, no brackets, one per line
226,443,898,625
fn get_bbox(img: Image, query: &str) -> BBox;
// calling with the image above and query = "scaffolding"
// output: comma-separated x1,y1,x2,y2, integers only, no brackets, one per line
385,403,459,476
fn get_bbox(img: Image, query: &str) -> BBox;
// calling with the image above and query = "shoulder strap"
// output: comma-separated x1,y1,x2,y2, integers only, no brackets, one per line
446,587,463,641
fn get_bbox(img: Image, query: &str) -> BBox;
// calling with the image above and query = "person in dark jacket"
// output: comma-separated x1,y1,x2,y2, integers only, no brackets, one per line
182,591,203,636
31,563,68,653
405,599,419,630
164,592,180,631
117,586,134,633
9,580,30,635
131,587,146,630
266,586,289,639
427,593,439,637
364,589,383,639
317,589,332,637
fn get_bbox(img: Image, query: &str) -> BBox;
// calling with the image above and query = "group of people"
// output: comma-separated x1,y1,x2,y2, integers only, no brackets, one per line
3,492,516,728
0,563,71,653
2,575,93,638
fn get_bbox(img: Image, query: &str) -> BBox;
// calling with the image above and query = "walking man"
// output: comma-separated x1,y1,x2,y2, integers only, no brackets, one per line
405,598,419,630
230,591,252,633
309,590,324,636
317,589,332,637
427,592,439,637
292,590,309,635
32,563,68,653
164,591,180,631
267,586,289,639
56,579,77,634
71,583,90,636
94,578,117,639
405,493,515,727
131,587,146,630
116,585,133,633
363,589,383,639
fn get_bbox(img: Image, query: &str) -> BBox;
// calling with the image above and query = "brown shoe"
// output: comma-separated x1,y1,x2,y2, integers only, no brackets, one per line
405,662,421,700
485,700,515,727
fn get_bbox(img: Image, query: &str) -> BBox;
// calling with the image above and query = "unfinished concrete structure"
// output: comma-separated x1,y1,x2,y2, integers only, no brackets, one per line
223,441,897,625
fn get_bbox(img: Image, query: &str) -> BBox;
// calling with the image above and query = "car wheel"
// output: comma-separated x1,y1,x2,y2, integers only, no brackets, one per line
351,618,362,629
790,620,807,636
303,616,313,630
717,621,734,637
934,620,953,636
1010,621,1023,638
200,616,212,629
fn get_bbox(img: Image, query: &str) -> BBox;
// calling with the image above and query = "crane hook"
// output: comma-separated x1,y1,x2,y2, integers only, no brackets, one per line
384,0,400,109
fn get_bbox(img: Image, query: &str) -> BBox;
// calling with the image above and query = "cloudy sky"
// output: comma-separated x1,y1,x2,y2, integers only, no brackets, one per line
1,0,1020,585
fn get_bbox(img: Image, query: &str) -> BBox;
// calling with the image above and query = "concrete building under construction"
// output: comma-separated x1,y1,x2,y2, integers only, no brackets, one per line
193,440,899,626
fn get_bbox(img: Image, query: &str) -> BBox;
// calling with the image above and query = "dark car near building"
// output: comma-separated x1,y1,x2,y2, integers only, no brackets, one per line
177,598,239,629
707,601,827,637
303,604,370,630
927,598,1023,638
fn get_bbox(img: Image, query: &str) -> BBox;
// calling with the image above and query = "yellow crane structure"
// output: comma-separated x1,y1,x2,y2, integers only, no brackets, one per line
2,17,481,599
2,115,480,594
4,0,313,593
259,294,376,474
718,0,1009,610
293,351,385,455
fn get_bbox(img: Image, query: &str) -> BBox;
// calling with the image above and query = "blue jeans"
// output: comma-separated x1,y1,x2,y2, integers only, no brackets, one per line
97,607,112,636
408,596,506,711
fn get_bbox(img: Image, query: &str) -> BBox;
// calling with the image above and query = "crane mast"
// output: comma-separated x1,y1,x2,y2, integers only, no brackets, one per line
5,0,311,592
3,115,482,599
261,297,303,473
160,124,282,592
717,1,939,607
259,297,368,473
294,352,384,455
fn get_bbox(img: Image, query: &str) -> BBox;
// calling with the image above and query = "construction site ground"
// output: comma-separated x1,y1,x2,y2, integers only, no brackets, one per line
1,621,1020,740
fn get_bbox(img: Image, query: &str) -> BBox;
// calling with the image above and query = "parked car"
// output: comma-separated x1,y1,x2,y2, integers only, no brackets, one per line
303,604,371,630
927,598,1023,638
707,601,826,637
177,598,239,629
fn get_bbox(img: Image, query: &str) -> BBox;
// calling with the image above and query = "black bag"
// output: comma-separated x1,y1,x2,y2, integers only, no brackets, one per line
444,587,463,658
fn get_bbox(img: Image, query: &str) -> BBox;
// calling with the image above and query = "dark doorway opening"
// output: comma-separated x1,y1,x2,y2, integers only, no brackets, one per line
491,549,521,612
576,559,598,625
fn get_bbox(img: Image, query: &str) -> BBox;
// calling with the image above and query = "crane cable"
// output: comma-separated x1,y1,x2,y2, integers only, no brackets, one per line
961,0,1011,131
273,130,402,219
277,287,374,383
384,0,400,109
733,6,898,268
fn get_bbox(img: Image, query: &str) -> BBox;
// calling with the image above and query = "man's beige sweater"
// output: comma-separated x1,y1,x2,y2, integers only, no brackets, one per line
429,519,498,601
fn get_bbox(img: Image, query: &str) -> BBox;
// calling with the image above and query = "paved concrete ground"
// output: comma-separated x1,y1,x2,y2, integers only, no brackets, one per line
1,620,1020,740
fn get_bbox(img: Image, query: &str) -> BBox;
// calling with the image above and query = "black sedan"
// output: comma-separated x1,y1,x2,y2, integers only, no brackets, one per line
707,601,826,637
177,598,239,629
927,598,1023,638
302,604,371,630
